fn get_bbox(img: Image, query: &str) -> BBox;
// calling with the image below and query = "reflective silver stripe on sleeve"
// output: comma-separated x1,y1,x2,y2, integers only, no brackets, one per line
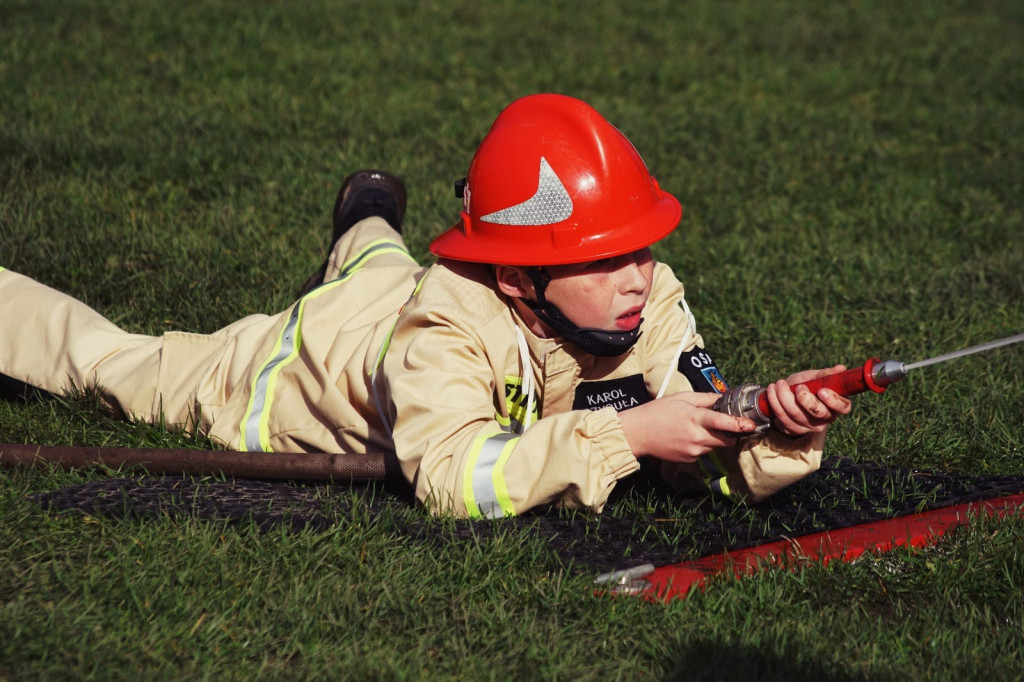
471,432,518,519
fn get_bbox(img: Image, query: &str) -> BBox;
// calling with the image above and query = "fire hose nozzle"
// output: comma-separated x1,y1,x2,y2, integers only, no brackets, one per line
711,333,1024,428
870,359,908,388
712,358,910,429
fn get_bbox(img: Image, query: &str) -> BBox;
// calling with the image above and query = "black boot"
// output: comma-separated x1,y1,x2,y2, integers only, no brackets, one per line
297,170,407,297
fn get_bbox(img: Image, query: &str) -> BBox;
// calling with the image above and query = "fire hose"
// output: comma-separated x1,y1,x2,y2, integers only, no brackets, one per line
713,332,1024,427
0,443,387,481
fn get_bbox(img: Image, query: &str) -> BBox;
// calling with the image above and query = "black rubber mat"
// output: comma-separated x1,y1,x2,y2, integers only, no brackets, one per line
31,458,1024,573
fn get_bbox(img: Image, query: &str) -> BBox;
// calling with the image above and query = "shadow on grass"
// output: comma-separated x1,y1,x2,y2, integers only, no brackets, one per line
665,637,891,682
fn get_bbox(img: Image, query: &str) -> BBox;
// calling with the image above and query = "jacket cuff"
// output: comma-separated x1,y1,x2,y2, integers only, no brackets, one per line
585,407,641,504
730,429,826,503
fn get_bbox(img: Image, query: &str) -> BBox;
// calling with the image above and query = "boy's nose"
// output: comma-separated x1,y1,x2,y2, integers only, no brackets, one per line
619,254,651,293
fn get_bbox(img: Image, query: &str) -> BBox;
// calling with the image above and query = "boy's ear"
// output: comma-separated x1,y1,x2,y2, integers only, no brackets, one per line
494,265,535,299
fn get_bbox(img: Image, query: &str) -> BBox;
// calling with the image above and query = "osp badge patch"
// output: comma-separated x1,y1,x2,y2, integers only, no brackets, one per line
678,347,729,394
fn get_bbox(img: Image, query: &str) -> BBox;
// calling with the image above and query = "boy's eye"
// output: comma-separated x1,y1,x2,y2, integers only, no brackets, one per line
587,248,653,271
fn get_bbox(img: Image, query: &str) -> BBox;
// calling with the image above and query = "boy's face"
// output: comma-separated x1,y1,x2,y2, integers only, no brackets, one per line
541,248,655,332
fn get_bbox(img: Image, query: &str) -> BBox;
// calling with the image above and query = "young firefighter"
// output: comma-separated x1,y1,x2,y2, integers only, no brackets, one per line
0,94,850,518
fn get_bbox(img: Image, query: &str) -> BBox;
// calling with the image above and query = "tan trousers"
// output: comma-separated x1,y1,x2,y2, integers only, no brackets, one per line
0,217,417,438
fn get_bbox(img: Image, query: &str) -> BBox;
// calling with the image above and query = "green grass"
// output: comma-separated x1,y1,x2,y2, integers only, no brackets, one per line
2,0,1024,678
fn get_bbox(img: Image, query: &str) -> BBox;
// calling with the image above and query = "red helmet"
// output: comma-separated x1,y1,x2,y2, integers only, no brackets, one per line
430,94,682,265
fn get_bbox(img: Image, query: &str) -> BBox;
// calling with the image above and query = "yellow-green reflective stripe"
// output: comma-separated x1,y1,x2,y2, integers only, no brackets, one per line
697,453,732,498
503,375,539,434
371,275,425,374
241,301,305,451
242,238,409,451
491,440,517,517
703,452,727,479
335,240,414,281
695,456,715,483
462,431,491,518
710,476,732,498
463,430,519,519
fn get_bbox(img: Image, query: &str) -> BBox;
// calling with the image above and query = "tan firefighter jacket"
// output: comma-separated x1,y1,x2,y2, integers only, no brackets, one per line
377,256,824,518
0,219,823,518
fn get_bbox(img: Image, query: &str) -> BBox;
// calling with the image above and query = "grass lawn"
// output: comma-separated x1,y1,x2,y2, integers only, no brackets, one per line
2,0,1023,678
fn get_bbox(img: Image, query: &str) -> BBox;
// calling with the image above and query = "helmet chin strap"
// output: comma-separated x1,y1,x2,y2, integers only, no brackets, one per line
522,268,642,358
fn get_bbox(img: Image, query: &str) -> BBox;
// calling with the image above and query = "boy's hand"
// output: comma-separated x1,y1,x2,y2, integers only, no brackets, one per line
619,392,758,463
764,365,853,437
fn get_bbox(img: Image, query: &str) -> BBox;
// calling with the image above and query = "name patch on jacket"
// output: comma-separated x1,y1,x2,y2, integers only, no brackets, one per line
678,347,728,394
573,374,653,412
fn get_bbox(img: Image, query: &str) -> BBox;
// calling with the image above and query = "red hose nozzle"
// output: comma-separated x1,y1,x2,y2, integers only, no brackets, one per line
754,358,907,419
714,359,907,429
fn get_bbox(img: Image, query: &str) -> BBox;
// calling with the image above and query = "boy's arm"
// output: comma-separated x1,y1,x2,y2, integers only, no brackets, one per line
381,307,640,519
639,264,847,501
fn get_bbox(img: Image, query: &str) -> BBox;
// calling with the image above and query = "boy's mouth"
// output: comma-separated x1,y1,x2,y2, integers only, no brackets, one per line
614,306,644,330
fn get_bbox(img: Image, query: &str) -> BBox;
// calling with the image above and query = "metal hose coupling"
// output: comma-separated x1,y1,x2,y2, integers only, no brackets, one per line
712,383,771,432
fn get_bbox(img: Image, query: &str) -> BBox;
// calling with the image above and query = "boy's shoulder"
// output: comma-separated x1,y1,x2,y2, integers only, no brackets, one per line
402,258,511,330
648,260,683,300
